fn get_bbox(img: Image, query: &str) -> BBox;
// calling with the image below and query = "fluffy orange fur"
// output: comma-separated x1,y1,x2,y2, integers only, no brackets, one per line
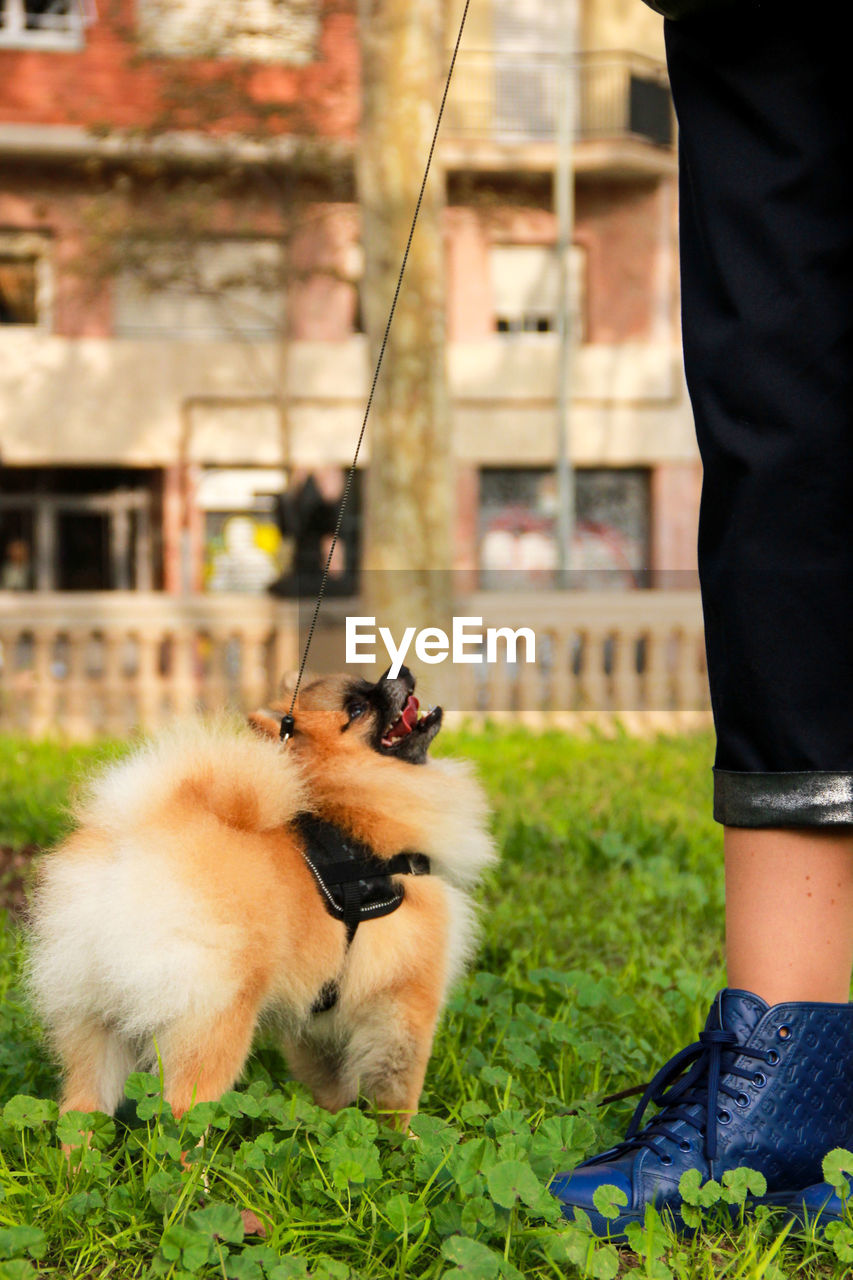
27,680,495,1129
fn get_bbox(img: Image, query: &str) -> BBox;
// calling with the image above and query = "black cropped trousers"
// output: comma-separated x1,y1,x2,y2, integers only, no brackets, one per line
664,6,853,826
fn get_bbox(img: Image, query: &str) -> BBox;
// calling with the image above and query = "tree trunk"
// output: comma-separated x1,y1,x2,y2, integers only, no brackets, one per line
357,0,454,695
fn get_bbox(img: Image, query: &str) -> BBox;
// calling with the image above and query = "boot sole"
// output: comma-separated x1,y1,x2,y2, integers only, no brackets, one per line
754,1189,845,1229
568,1191,843,1242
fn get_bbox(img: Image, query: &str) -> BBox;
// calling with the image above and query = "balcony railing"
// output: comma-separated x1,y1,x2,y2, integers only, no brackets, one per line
0,591,709,740
445,50,674,149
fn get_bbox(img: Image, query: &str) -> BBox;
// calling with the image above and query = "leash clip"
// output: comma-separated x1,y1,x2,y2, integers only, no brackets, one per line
279,712,295,743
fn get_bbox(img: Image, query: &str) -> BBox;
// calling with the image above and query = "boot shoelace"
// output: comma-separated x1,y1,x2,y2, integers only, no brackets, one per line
615,1028,777,1165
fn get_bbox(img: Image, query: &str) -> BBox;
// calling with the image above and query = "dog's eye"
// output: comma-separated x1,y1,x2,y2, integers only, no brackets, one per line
348,703,367,720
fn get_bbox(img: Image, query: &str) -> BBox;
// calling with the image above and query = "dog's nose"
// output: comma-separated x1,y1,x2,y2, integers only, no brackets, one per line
379,665,415,692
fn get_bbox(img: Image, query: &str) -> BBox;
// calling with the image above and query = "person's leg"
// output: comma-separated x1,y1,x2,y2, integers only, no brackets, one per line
553,1,853,1236
726,830,853,1006
672,0,853,1009
684,0,853,1015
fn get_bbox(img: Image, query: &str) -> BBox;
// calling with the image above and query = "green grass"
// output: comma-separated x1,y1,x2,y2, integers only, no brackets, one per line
0,737,127,851
0,727,849,1278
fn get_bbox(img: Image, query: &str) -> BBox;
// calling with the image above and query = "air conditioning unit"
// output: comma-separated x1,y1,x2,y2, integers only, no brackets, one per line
628,74,673,147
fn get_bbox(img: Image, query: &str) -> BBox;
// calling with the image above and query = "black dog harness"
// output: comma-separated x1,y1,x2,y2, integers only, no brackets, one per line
295,812,431,1014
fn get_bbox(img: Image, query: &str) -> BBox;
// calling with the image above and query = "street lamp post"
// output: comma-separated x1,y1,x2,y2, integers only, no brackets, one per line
554,0,578,587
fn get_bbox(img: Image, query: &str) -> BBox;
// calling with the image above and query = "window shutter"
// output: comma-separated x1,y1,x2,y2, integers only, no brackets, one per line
490,244,584,338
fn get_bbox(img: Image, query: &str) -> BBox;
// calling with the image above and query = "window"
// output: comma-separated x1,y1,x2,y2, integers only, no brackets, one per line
0,0,95,50
136,0,317,65
198,468,287,595
0,258,36,325
575,468,650,584
344,241,366,335
478,466,649,589
490,243,585,339
0,467,158,591
114,238,284,341
198,467,360,596
0,507,34,590
479,467,558,589
492,0,560,140
0,232,51,327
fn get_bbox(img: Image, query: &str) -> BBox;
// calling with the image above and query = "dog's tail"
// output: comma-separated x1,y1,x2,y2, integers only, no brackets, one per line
75,716,309,836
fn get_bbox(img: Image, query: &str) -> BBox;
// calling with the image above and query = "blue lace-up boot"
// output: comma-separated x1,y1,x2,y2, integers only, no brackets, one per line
551,988,853,1238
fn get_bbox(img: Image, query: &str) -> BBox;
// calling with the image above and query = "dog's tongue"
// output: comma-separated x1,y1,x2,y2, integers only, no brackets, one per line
387,694,419,740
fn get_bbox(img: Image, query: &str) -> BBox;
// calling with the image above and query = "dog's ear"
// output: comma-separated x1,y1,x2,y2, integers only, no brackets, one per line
248,710,283,740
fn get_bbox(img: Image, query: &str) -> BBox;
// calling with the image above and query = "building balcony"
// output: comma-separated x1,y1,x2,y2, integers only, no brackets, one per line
0,48,674,180
442,50,676,178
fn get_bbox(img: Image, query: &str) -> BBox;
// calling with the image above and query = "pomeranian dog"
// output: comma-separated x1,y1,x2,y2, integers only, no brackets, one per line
26,668,494,1128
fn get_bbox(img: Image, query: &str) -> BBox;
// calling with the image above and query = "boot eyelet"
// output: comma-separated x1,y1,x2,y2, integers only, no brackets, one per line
778,1025,792,1040
659,1154,673,1166
717,1109,732,1124
736,1093,749,1108
679,1140,691,1152
766,1051,780,1066
753,1072,767,1088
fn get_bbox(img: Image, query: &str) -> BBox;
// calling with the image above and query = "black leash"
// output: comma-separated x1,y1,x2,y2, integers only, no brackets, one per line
280,0,471,743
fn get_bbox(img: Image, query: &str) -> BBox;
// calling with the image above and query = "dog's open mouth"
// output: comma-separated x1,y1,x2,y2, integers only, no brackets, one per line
380,694,441,749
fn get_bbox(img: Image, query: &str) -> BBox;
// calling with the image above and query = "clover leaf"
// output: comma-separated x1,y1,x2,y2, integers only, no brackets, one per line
823,1148,853,1196
441,1234,503,1279
487,1159,543,1209
592,1182,628,1220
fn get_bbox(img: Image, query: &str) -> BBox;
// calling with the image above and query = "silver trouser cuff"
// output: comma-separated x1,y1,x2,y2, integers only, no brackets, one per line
714,770,853,827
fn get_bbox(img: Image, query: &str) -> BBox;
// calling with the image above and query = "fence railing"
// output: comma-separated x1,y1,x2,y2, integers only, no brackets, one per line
0,591,710,739
445,50,674,148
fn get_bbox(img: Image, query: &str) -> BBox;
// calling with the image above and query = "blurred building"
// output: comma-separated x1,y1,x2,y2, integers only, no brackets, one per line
0,0,698,596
